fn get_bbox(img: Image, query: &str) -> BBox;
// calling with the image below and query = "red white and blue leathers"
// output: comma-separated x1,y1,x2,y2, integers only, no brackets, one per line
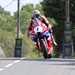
27,16,53,54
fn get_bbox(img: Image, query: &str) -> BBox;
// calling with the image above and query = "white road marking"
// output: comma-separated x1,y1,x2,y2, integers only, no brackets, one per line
20,57,25,60
13,60,20,64
0,58,24,72
5,63,14,68
0,68,4,71
5,60,21,68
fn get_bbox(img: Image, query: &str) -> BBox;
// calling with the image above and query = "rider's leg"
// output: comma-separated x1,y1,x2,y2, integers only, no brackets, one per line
32,36,39,49
47,37,53,54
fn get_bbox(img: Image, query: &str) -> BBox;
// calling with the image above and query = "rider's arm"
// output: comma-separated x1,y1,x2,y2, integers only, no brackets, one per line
51,34,57,46
41,16,53,33
28,17,34,31
41,15,51,28
41,16,57,46
27,20,33,37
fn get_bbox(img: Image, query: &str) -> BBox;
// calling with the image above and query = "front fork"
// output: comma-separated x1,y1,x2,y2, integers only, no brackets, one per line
37,37,48,52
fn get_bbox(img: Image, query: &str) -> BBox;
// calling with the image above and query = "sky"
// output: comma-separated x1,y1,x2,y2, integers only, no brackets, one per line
0,0,42,15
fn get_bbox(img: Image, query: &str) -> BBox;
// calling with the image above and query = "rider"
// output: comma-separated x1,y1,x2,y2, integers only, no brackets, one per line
27,10,57,54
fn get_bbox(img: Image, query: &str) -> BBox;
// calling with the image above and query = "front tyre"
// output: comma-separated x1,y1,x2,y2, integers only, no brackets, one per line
48,54,52,58
39,39,48,59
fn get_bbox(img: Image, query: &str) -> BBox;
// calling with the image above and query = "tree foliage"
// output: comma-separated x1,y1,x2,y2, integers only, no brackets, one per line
20,4,34,33
0,6,15,32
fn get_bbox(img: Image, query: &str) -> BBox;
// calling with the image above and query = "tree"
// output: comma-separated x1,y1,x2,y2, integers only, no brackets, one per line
0,6,15,32
19,4,34,33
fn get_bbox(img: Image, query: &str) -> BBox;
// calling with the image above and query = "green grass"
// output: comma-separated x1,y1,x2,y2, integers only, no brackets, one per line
0,30,15,57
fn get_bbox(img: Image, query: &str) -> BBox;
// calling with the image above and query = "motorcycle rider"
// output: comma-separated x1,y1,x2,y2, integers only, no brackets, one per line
27,10,57,54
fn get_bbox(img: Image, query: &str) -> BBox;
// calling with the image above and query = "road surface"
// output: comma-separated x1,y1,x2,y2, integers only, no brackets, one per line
0,58,75,75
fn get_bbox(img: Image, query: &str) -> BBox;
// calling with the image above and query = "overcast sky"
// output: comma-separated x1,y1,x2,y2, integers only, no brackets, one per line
0,0,42,15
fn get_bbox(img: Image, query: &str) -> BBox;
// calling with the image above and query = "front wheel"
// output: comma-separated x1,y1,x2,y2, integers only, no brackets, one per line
39,39,48,59
48,54,52,58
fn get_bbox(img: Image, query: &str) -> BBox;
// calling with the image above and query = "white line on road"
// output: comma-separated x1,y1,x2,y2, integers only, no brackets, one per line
5,63,15,68
5,60,21,68
0,58,24,72
13,60,20,64
0,68,4,71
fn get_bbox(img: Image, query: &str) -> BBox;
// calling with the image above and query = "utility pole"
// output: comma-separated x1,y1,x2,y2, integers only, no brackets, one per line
17,0,20,38
63,0,73,58
14,0,22,57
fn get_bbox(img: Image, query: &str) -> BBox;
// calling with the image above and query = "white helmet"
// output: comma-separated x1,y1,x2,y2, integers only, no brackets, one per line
32,10,41,17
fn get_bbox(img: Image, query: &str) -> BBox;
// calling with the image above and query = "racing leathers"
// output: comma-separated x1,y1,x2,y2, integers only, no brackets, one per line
27,15,55,54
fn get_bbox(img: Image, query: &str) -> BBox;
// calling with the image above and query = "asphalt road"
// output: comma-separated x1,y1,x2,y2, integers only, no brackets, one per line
0,58,75,75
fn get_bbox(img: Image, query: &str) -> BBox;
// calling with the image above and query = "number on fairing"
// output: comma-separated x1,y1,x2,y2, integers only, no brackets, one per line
34,26,43,33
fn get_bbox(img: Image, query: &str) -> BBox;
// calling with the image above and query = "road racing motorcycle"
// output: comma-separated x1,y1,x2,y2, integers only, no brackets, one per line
33,18,53,58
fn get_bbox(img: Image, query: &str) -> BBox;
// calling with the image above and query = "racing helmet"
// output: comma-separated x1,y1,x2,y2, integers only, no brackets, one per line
32,10,41,17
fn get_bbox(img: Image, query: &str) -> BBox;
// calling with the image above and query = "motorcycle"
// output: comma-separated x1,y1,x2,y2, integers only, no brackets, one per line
34,24,52,59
